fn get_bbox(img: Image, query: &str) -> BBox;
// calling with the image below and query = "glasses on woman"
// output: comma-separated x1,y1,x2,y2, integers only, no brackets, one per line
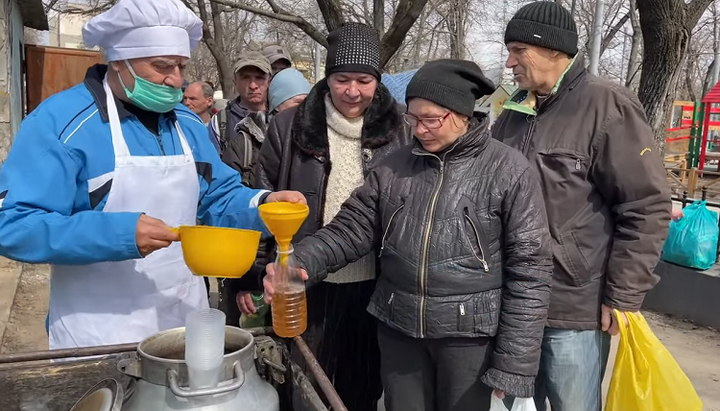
402,112,451,129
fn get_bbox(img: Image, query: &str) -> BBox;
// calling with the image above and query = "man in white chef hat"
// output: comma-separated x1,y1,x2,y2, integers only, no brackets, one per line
0,0,304,350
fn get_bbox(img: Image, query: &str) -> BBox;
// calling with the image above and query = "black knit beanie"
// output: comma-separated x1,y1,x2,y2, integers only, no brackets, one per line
326,22,381,80
504,1,578,57
406,59,496,118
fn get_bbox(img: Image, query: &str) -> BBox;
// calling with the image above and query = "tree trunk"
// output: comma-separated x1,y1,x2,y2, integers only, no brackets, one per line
636,0,714,152
196,0,235,97
703,59,715,95
316,0,344,32
374,0,385,36
413,9,427,66
445,0,467,59
625,0,642,89
685,47,697,102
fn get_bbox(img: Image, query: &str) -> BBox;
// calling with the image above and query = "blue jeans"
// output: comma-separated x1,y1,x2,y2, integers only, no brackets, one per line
532,328,611,411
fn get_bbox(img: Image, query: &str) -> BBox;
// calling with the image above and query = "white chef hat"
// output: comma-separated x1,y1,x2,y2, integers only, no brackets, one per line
82,0,203,61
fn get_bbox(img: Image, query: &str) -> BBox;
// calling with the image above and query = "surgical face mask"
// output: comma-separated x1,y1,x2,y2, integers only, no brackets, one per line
117,60,183,113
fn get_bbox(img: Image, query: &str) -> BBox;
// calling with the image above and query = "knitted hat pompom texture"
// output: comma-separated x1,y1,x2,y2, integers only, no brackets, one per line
406,59,496,118
504,1,578,57
326,22,382,80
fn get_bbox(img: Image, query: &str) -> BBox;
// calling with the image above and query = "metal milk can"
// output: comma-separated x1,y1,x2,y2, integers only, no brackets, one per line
117,326,279,411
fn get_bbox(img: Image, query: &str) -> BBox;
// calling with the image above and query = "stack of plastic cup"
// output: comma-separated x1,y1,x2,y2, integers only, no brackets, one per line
185,308,226,390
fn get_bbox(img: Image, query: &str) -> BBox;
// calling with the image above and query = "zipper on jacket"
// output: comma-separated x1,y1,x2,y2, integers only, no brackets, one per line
155,136,166,155
417,151,451,338
459,302,466,316
244,131,254,170
464,214,490,272
388,293,394,304
520,116,536,156
575,158,582,170
379,204,405,257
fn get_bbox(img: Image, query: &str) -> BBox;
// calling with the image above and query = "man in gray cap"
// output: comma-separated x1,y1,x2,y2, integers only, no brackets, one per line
209,51,273,326
209,51,271,158
492,2,671,411
262,44,292,76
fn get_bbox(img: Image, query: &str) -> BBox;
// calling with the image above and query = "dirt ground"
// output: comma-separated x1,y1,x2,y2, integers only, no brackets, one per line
1,262,719,410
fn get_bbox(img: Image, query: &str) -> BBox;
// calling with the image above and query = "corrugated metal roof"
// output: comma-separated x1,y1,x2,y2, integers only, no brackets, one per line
18,0,49,31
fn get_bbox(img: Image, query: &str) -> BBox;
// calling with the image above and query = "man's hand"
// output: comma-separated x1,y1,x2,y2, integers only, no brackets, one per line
601,304,629,336
671,209,684,220
263,262,309,304
237,291,256,315
493,389,505,400
135,214,179,257
264,190,307,205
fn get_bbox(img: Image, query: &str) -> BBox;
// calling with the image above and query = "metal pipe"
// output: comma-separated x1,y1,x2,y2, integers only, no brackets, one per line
0,343,137,364
713,0,720,86
314,42,322,83
293,336,348,411
588,0,605,75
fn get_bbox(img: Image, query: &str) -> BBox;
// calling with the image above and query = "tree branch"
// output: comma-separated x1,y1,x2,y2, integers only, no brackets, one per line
209,0,328,47
601,11,630,54
686,0,716,28
380,0,431,66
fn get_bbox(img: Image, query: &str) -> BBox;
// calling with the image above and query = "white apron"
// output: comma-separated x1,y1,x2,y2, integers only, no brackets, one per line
48,77,208,349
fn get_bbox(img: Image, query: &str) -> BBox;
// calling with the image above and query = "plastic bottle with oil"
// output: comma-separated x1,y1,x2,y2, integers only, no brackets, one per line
271,245,307,338
257,202,310,338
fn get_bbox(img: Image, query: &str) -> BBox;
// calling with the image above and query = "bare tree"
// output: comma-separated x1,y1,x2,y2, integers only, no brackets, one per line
210,0,431,67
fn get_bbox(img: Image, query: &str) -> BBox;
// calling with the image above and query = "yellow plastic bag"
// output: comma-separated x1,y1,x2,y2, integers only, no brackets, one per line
605,310,703,411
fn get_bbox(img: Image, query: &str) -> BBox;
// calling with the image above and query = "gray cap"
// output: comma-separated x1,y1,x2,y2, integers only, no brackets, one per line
233,51,272,74
262,44,292,65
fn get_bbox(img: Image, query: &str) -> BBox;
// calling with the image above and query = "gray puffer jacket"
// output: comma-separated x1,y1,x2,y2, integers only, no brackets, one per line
294,115,553,397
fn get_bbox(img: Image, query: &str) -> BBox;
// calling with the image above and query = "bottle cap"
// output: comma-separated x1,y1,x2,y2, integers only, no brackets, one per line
251,292,264,302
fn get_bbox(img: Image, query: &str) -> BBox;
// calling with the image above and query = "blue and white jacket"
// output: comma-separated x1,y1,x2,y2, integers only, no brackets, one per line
0,65,268,265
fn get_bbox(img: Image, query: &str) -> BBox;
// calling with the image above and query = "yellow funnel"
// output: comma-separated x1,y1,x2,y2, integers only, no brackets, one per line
258,202,309,253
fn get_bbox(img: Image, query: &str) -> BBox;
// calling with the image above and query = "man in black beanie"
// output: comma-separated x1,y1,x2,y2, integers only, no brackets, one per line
493,3,671,411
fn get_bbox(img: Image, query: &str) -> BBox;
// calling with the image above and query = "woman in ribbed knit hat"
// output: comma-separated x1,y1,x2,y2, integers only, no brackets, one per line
237,22,412,411
263,58,553,411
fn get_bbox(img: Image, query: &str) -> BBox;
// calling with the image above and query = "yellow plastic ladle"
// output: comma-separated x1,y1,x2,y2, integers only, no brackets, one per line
171,225,261,278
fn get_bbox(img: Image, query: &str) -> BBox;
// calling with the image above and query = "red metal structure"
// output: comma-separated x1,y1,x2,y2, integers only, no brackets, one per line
699,83,720,170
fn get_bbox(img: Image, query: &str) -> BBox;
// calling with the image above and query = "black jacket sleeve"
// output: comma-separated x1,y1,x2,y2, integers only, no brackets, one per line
293,168,381,285
591,96,671,311
481,166,553,398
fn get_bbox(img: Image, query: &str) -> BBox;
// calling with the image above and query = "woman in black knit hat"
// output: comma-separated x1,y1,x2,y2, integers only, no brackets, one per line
262,58,554,411
239,22,411,411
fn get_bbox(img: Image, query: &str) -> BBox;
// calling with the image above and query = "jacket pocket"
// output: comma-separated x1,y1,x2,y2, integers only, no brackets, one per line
536,149,589,232
537,149,585,173
457,301,473,332
462,208,490,272
379,203,405,257
557,231,592,286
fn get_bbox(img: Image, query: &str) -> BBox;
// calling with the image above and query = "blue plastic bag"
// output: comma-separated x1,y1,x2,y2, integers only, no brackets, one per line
662,200,719,270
